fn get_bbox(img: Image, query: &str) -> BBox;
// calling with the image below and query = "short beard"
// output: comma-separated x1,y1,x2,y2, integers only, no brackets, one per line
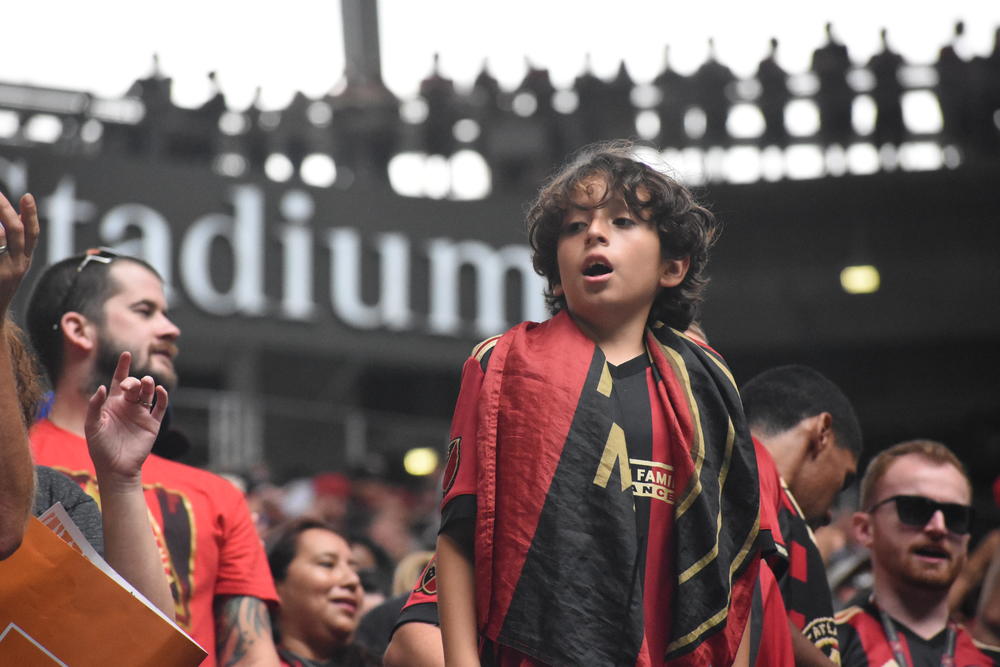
898,553,964,591
90,333,176,394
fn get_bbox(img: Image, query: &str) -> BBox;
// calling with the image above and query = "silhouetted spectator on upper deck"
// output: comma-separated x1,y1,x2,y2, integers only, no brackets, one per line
811,23,854,146
980,28,1000,156
126,54,174,157
652,46,692,148
418,53,459,157
278,91,317,176
517,59,566,160
195,71,228,160
692,38,735,146
756,38,790,147
936,22,974,157
330,67,400,183
465,61,502,160
518,59,556,118
242,87,270,174
868,28,906,149
966,32,1000,161
470,61,501,123
606,62,637,140
573,54,611,145
488,62,557,192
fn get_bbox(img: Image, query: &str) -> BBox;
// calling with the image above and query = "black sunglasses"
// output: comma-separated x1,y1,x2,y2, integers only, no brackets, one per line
51,247,119,331
868,494,975,534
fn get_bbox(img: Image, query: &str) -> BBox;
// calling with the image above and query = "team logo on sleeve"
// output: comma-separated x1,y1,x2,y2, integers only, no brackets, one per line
416,555,438,595
442,437,461,494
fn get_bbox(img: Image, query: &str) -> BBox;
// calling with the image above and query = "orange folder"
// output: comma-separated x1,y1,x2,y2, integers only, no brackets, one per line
0,517,206,666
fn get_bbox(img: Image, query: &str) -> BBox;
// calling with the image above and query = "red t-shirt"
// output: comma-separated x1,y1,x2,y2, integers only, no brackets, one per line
31,419,278,667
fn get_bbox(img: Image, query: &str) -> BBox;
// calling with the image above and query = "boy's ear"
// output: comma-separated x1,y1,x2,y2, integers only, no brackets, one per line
659,257,690,288
552,283,564,297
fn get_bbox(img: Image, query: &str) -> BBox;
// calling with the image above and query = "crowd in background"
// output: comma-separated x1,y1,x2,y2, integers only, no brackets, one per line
2,23,1000,190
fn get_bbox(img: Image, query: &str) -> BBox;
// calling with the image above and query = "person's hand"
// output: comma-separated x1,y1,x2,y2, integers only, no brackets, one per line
85,351,168,488
0,192,39,317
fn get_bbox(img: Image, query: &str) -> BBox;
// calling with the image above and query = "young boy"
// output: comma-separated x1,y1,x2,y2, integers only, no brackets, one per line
437,144,767,666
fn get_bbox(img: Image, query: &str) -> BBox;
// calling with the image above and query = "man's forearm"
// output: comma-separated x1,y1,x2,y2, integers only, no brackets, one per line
0,325,34,559
214,595,280,666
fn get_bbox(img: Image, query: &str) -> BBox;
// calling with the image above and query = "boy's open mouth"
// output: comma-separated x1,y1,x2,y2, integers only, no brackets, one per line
583,262,612,277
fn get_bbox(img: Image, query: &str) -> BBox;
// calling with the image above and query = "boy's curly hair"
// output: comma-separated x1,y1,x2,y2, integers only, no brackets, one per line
526,142,720,331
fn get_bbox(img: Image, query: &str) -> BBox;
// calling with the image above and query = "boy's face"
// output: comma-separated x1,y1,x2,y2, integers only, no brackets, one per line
554,177,688,329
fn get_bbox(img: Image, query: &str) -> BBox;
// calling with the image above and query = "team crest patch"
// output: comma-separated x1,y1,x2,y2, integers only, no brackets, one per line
416,555,438,595
442,437,461,494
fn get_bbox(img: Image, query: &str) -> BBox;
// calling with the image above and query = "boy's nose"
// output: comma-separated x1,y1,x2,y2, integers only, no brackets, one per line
585,220,609,244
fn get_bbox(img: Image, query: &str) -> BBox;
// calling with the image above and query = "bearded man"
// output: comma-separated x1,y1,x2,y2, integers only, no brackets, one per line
837,440,1000,665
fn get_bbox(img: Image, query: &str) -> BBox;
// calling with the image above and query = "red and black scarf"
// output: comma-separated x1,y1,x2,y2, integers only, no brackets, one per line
473,311,763,665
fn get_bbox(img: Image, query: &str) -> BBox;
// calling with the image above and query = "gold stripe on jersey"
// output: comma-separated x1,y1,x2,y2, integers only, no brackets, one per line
471,335,501,362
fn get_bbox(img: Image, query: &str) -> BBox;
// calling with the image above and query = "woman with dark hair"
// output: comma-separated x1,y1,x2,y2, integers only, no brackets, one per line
267,518,379,667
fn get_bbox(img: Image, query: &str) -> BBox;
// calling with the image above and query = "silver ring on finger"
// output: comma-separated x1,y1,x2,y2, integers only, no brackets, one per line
0,244,8,255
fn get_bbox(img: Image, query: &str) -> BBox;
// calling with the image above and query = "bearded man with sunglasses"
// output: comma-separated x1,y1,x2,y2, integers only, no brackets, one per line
25,250,280,666
838,439,1000,666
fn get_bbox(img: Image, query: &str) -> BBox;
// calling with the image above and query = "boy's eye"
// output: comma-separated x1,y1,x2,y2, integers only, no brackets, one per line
563,221,587,234
613,217,635,227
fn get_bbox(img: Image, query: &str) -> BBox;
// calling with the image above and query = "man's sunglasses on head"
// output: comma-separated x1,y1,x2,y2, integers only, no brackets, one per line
868,494,975,534
51,247,120,331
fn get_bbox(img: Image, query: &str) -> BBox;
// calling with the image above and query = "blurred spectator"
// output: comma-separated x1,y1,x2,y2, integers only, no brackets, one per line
329,68,401,183
278,91,321,175
466,60,502,158
756,38,790,147
267,518,378,666
353,549,435,658
392,550,434,598
935,22,972,154
949,529,1000,624
314,472,353,530
249,481,290,539
605,62,638,140
868,28,906,152
969,42,1000,161
573,54,611,146
126,54,173,157
811,22,855,146
692,38,735,146
242,87,272,174
488,61,559,192
350,534,393,616
418,53,459,158
973,537,1000,646
652,46,692,148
